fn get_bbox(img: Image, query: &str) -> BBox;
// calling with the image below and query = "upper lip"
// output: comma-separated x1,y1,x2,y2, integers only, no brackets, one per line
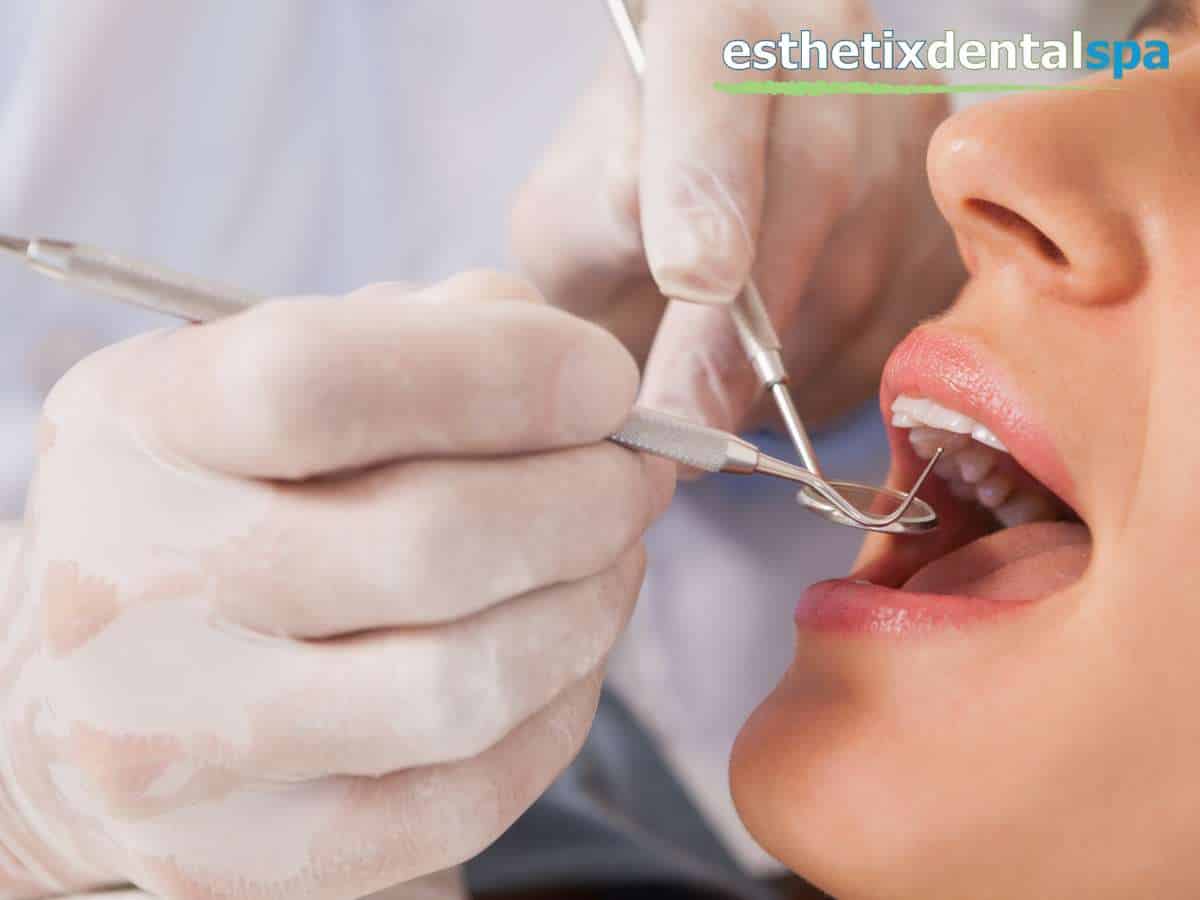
880,325,1079,517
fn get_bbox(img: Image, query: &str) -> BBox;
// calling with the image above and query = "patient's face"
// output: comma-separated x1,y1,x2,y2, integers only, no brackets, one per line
732,8,1200,899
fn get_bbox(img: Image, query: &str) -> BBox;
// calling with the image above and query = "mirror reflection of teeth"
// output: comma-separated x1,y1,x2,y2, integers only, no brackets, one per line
890,394,1063,528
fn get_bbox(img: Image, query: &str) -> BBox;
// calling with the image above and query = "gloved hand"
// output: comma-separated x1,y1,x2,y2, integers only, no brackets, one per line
513,0,965,439
0,273,673,900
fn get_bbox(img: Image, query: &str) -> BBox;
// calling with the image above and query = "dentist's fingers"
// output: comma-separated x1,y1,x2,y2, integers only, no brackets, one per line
132,672,605,900
326,669,605,895
331,669,604,892
511,49,645,316
45,543,642,814
228,546,644,780
214,444,674,637
134,273,640,481
510,50,670,365
638,2,773,307
638,90,855,430
638,300,759,435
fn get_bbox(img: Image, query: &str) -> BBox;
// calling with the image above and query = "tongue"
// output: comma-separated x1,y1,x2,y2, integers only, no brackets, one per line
902,521,1090,601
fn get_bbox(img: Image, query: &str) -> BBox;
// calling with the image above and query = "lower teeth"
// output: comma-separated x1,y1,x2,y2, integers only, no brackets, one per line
903,426,1061,527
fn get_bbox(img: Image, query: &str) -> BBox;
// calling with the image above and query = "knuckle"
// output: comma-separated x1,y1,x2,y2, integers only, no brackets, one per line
229,300,331,476
421,637,507,761
41,340,127,427
440,269,544,306
346,280,422,303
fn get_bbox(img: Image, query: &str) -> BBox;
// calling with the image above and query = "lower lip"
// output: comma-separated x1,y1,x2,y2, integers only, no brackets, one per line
795,579,1027,635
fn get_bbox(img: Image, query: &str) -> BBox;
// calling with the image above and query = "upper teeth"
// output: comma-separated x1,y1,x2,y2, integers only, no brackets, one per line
890,395,1063,528
891,396,1008,452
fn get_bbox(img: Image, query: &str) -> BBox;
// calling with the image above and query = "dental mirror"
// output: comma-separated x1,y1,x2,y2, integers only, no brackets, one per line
797,480,940,534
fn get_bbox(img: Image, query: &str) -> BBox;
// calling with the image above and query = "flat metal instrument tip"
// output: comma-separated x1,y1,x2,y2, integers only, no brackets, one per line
0,235,30,257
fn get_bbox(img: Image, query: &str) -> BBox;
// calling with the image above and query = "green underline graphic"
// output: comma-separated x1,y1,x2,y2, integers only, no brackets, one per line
715,80,1114,96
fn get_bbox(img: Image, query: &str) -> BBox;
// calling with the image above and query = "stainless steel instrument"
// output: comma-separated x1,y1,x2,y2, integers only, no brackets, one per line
0,234,940,533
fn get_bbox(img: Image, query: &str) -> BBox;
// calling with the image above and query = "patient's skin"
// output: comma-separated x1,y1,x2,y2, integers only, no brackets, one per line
731,9,1200,899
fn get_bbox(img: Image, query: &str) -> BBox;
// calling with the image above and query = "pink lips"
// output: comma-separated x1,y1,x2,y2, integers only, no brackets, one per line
793,326,1081,636
880,327,1076,514
795,578,1023,634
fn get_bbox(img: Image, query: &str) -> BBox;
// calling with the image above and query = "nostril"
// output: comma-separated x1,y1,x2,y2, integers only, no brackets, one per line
965,199,1068,266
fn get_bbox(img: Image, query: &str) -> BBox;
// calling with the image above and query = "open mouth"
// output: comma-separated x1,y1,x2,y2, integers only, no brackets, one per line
796,327,1092,634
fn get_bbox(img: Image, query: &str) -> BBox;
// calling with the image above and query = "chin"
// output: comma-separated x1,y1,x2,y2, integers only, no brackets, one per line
729,653,1046,900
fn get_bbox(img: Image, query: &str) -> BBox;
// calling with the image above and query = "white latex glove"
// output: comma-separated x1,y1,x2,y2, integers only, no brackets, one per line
512,1,965,438
0,273,673,900
51,867,465,900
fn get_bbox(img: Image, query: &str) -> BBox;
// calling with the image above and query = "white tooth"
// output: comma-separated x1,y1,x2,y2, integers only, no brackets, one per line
909,426,971,454
971,424,1009,453
891,395,977,436
892,396,945,429
892,395,1011,454
908,438,939,461
957,445,997,484
924,406,977,435
995,491,1056,528
976,473,1014,509
907,428,942,460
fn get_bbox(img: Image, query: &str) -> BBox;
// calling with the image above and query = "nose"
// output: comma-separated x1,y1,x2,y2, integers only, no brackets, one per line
927,92,1146,306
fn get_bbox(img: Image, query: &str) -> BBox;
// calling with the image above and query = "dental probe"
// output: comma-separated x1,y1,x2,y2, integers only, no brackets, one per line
0,234,940,533
604,0,822,475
